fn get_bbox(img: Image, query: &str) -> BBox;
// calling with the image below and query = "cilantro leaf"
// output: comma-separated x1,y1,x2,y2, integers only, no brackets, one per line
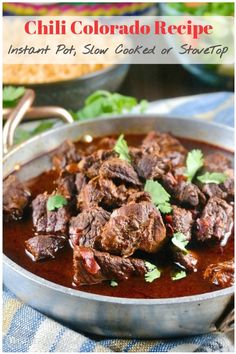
110,280,118,287
47,195,68,211
144,261,161,283
73,90,148,120
3,86,25,102
171,269,187,281
114,134,131,163
185,149,204,182
197,172,228,184
171,232,189,253
144,180,172,214
14,120,55,145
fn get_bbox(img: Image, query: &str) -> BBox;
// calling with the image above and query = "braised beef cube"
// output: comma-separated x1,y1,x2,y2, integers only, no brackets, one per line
75,173,87,194
175,181,206,207
25,235,66,261
52,140,81,170
99,178,136,208
201,183,228,200
204,260,234,288
3,175,31,221
78,176,136,210
69,207,110,247
78,149,116,179
172,206,194,241
200,168,234,201
195,197,233,244
174,250,198,272
128,191,152,204
162,173,205,207
221,169,234,198
32,193,70,233
204,153,232,173
133,152,170,180
77,177,102,210
141,132,187,167
141,131,161,154
57,173,76,200
100,158,141,186
73,246,147,286
98,202,166,257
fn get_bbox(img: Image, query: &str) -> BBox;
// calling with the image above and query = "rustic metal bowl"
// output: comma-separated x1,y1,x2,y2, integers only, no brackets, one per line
3,115,234,338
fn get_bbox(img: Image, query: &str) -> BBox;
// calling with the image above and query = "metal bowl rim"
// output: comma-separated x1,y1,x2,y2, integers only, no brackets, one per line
3,63,128,87
3,114,234,305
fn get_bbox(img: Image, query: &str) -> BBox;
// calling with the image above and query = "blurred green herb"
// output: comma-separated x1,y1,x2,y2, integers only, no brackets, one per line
171,232,189,254
197,172,228,184
114,134,131,163
110,280,118,287
185,149,204,182
144,261,161,283
168,3,234,16
47,194,68,211
144,180,172,214
3,86,25,108
72,90,148,120
171,269,187,281
14,121,55,145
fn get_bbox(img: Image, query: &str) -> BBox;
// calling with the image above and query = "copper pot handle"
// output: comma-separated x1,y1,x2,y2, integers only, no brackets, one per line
3,90,74,154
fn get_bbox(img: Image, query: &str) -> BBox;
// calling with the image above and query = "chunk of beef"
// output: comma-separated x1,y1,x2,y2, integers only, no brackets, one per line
75,172,87,194
204,260,234,288
172,206,194,241
3,175,31,221
162,173,206,207
77,149,116,179
195,197,233,245
128,191,152,204
141,131,161,154
73,246,147,286
201,169,234,201
98,202,166,257
69,207,110,247
25,235,66,261
141,131,187,166
132,152,170,180
204,153,232,173
57,173,76,200
52,140,81,170
174,250,198,272
32,193,70,233
100,158,141,186
176,181,206,207
77,176,136,210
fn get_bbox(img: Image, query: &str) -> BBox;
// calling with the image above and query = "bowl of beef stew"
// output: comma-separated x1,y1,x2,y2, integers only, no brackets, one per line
3,115,234,338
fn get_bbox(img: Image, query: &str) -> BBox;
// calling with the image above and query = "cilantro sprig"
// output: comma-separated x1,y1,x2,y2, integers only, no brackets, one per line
114,134,131,163
197,172,227,184
3,86,25,107
72,90,148,120
47,194,68,211
144,180,172,214
144,261,161,283
185,149,204,182
171,232,189,253
171,269,187,281
110,280,118,287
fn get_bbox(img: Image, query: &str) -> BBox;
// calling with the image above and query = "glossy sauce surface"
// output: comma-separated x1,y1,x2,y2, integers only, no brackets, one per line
3,135,234,299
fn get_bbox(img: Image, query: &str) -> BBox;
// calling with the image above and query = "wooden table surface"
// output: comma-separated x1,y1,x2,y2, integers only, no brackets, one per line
120,64,232,102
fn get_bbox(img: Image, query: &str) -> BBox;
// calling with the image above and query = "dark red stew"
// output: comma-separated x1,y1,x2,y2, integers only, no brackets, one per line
3,132,234,299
